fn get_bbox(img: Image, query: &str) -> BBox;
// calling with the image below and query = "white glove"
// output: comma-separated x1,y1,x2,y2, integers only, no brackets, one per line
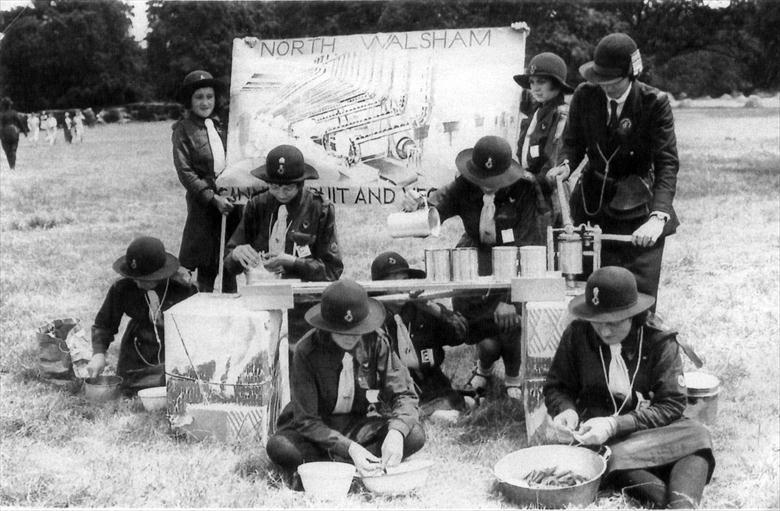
86,353,106,378
380,429,404,469
348,441,381,476
573,417,617,446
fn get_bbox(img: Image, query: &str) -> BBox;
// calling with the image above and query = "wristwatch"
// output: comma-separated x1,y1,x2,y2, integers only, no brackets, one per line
650,211,669,223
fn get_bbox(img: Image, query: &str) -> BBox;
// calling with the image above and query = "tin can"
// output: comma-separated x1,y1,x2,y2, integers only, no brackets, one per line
451,248,478,281
492,247,519,281
684,372,720,426
424,249,451,282
519,246,547,277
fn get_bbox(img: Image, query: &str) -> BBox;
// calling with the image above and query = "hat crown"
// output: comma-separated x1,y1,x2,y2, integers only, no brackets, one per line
585,266,638,312
593,33,637,77
471,136,513,177
182,69,215,88
125,237,167,277
265,145,306,182
527,52,568,84
371,251,409,280
321,280,369,328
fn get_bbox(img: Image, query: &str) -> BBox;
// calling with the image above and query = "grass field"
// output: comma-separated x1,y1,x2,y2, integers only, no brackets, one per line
0,106,778,508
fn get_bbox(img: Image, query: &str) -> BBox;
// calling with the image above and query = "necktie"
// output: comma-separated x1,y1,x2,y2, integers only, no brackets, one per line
332,352,355,414
146,290,163,327
479,193,496,244
608,343,631,398
520,110,539,170
204,118,226,175
608,100,619,133
268,205,287,254
394,314,419,370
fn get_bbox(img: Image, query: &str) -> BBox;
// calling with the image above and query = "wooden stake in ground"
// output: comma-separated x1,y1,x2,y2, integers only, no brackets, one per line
215,214,227,294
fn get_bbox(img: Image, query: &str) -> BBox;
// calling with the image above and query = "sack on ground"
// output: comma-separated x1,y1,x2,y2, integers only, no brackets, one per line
64,322,92,379
36,318,78,380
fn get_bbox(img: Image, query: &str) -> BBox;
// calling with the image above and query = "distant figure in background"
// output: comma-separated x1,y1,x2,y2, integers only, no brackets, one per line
0,97,27,170
63,112,73,144
44,112,58,145
514,52,573,225
72,110,84,143
88,236,197,393
172,69,240,292
27,113,40,144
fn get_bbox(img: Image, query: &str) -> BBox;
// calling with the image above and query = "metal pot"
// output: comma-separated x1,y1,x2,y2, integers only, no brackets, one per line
83,375,123,402
494,445,611,508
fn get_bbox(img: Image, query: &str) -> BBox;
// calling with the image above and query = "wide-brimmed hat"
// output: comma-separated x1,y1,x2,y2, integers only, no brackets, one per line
371,251,426,280
455,136,524,190
514,52,574,93
305,279,386,336
251,145,319,184
177,70,226,104
579,33,641,84
569,266,654,322
112,236,179,281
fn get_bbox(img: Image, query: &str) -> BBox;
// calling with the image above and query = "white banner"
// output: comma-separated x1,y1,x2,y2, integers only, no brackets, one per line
222,26,527,205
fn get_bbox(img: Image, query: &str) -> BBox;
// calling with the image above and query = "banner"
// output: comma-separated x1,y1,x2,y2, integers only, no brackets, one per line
222,26,527,205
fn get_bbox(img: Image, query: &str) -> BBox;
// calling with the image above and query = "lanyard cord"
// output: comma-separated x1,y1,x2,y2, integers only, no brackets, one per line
581,143,619,217
136,279,169,367
598,326,644,416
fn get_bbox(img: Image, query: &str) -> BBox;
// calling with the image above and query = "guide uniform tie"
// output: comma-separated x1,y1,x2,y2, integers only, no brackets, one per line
269,205,288,255
332,352,355,414
479,193,496,244
608,343,631,398
204,118,226,175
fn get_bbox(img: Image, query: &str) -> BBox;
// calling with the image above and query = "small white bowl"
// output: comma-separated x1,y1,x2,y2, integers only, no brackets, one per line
298,461,355,501
137,386,167,412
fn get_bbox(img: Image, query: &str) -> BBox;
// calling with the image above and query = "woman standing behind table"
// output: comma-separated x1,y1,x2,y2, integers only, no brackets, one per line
403,135,548,400
514,52,573,225
172,70,240,292
544,266,714,508
224,144,343,344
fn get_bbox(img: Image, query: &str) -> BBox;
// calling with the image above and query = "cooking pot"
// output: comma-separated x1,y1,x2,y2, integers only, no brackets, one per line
494,445,611,508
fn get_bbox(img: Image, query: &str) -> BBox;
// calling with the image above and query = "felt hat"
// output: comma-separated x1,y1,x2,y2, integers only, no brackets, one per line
177,70,225,104
305,279,386,336
370,251,426,280
513,52,574,93
569,266,654,322
580,33,641,84
455,136,524,190
112,236,179,281
251,144,319,184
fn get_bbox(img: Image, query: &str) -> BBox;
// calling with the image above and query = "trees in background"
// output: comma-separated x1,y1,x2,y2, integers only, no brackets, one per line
1,0,778,111
0,0,149,111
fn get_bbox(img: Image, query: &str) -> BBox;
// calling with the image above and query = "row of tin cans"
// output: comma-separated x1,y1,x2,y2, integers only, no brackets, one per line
424,246,548,282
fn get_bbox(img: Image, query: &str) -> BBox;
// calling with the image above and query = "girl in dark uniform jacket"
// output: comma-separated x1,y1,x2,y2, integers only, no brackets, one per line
88,237,197,393
544,266,714,508
172,70,241,293
514,52,573,225
224,144,343,343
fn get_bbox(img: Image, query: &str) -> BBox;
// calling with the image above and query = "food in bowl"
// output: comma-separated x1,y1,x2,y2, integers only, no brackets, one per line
521,467,589,488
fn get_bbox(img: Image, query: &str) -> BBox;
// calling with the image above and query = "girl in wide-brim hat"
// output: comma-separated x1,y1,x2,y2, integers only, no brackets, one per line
88,237,196,393
545,266,715,508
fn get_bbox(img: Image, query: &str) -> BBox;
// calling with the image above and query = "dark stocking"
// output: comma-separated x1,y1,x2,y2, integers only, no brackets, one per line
611,468,668,508
667,453,709,509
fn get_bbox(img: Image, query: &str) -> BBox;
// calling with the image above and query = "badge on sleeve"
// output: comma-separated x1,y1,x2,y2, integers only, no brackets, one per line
529,145,540,158
295,244,312,258
501,229,515,244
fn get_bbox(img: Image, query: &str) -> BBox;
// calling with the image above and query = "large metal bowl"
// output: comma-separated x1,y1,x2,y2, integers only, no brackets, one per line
494,445,610,508
361,459,434,495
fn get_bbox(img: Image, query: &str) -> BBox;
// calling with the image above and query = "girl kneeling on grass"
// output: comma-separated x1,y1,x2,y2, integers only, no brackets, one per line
544,266,715,508
87,237,196,393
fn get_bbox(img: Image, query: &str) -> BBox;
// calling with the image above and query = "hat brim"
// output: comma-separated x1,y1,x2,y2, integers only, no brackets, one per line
304,298,386,336
382,268,427,280
513,73,574,94
455,148,524,190
112,253,180,281
579,62,626,84
177,78,226,104
250,163,319,183
568,293,655,322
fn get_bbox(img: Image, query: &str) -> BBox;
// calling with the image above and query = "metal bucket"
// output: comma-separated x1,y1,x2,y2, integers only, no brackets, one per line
492,247,519,280
451,248,478,281
494,445,610,509
387,207,441,238
519,246,547,276
425,248,451,282
684,372,720,425
83,375,122,402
